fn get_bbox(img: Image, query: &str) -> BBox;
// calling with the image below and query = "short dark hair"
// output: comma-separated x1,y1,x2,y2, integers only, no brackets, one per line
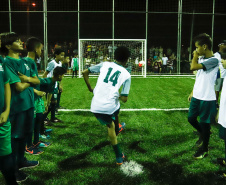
53,66,67,76
1,32,20,55
26,37,42,52
193,33,212,50
54,48,64,56
114,46,130,63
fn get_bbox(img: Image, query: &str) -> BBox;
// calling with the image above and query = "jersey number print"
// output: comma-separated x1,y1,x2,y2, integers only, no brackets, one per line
103,67,121,86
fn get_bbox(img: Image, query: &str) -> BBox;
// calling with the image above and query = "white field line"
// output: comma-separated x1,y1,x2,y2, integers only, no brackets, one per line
59,108,189,112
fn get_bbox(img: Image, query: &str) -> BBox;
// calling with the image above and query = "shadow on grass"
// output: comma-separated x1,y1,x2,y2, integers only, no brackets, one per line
129,141,147,154
58,141,111,171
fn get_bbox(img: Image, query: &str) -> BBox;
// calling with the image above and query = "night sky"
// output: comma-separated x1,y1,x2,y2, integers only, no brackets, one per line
1,0,226,51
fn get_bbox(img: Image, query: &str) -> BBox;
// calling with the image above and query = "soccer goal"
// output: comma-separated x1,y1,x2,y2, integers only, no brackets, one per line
78,39,147,77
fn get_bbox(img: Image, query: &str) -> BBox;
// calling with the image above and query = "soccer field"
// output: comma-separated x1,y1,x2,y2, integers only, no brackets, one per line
1,77,225,185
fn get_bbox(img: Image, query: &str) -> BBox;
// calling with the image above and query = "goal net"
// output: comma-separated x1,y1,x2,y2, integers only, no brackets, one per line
78,39,147,77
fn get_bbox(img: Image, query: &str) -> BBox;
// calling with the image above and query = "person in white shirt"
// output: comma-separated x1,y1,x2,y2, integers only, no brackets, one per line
162,54,168,73
43,48,64,123
82,46,131,166
188,33,219,159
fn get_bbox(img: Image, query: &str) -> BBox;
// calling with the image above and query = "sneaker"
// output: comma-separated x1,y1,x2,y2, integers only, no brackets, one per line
51,118,63,123
39,133,51,140
193,147,208,159
15,170,29,183
119,122,126,133
45,128,53,133
37,141,51,148
18,158,39,170
116,153,126,166
25,145,44,155
195,137,203,148
216,158,226,166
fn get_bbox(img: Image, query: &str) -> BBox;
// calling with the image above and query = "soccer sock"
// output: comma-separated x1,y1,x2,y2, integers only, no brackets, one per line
34,113,43,145
199,122,210,151
51,103,56,121
0,154,18,185
18,138,26,165
11,138,19,168
188,117,202,133
112,144,123,158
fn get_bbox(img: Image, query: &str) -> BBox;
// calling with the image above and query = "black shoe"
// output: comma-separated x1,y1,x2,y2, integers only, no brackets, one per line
193,147,208,159
15,170,29,183
216,158,226,166
55,109,59,115
18,158,39,170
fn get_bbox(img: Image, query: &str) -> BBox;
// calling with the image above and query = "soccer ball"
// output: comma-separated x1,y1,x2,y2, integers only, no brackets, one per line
138,61,145,67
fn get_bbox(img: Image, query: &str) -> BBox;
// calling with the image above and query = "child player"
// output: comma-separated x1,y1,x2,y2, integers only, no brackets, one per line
0,33,18,185
82,46,131,165
188,33,219,159
2,32,40,182
43,48,64,123
22,37,48,154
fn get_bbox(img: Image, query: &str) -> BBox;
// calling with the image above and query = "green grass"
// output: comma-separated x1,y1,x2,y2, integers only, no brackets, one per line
1,77,225,185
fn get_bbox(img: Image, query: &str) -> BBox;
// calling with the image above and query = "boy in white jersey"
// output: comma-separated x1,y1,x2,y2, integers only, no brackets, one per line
82,46,131,165
43,48,64,123
188,33,219,159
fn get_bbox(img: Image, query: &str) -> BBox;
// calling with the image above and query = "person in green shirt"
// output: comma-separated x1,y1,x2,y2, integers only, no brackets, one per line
71,54,79,78
22,37,48,154
0,33,18,185
1,32,40,183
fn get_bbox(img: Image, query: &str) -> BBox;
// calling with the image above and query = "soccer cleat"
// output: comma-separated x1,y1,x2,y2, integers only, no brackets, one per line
39,133,51,140
37,141,51,148
51,118,63,123
18,157,39,170
116,153,126,166
25,145,44,155
193,147,208,159
15,170,29,183
119,122,126,133
216,158,226,166
45,128,53,133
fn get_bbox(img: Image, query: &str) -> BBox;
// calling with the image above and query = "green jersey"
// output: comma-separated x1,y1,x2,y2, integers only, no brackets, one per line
4,56,36,115
22,57,40,100
0,55,4,63
40,78,55,94
0,60,9,115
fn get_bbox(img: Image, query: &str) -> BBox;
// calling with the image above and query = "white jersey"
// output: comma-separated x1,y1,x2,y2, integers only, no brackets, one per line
89,62,131,114
214,52,226,78
162,57,168,65
193,56,219,101
46,59,62,78
218,78,226,128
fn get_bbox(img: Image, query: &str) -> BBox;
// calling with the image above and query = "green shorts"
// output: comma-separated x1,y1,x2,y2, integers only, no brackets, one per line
10,108,34,138
188,97,217,124
93,109,120,126
0,121,12,156
34,97,45,114
215,78,224,92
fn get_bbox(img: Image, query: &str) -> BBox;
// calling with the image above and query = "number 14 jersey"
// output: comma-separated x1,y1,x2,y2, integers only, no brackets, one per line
88,62,131,114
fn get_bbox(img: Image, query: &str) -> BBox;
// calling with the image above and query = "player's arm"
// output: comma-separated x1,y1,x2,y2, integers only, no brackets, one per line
34,89,46,97
14,82,31,92
18,72,40,85
82,63,103,93
43,61,54,78
120,77,131,103
188,90,193,102
43,71,49,78
82,69,93,92
190,51,203,71
0,82,11,125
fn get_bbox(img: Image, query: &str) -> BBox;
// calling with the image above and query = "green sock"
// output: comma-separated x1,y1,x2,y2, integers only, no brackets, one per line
112,144,122,158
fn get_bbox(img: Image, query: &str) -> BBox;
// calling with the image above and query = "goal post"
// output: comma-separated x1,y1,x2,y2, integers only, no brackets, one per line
78,39,147,78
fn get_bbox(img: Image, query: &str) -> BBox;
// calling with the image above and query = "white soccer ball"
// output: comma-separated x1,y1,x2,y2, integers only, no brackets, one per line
120,160,144,177
139,61,145,67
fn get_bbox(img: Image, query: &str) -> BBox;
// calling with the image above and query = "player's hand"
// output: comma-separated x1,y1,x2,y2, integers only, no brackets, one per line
193,50,199,58
0,111,9,126
18,72,29,83
221,59,226,69
37,91,46,97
